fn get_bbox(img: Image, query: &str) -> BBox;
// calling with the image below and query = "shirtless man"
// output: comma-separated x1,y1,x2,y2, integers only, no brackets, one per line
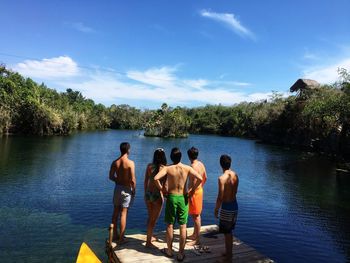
187,147,207,246
154,147,202,262
109,142,136,244
214,154,239,262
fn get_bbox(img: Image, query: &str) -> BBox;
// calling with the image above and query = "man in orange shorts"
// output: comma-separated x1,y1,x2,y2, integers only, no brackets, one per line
187,147,207,245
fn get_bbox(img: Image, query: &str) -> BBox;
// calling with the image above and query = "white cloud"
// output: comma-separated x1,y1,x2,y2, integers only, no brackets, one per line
209,80,252,88
183,79,209,90
200,9,255,39
303,58,350,84
69,22,95,33
231,81,251,86
13,56,268,107
59,73,266,106
55,66,265,106
127,66,177,88
14,56,79,79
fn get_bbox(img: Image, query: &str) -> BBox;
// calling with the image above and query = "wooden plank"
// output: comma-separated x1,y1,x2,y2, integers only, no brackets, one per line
110,225,273,263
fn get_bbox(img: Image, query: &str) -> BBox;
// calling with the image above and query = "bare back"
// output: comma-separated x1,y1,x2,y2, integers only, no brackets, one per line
189,160,207,189
219,170,239,202
145,164,165,192
154,162,202,196
166,163,192,195
110,155,135,188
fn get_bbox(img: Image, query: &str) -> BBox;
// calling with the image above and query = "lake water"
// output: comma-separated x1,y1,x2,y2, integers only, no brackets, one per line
0,130,349,262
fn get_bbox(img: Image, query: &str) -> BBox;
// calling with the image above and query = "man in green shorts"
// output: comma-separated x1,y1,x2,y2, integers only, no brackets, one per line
154,147,202,261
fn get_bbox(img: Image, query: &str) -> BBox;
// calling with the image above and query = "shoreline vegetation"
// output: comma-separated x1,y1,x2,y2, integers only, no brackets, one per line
1,65,350,159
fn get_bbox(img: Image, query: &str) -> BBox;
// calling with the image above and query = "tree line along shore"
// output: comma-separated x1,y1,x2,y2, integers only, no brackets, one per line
1,65,350,159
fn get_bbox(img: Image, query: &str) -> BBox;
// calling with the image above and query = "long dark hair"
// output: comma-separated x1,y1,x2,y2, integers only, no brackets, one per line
153,148,167,174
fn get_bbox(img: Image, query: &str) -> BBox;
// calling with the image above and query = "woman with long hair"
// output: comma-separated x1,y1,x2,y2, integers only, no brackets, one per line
144,148,167,248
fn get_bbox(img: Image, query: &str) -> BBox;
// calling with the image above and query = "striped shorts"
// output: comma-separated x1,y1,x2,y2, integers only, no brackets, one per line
219,200,238,234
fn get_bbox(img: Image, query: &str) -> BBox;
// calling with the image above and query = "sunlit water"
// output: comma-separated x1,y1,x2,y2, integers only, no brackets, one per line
0,130,349,262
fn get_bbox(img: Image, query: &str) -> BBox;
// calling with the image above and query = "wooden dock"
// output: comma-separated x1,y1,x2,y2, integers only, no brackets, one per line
107,225,274,263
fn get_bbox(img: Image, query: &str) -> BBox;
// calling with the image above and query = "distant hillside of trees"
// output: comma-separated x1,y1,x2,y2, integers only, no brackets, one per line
184,68,350,157
1,65,350,158
0,65,142,135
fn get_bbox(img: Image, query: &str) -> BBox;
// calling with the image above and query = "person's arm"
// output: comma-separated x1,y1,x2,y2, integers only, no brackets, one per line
188,167,202,196
235,173,239,189
109,161,116,182
159,166,168,196
214,177,224,218
144,164,151,193
202,166,207,186
154,167,167,191
130,161,136,196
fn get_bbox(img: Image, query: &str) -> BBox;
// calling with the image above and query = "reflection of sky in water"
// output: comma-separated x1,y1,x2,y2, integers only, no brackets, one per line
0,131,349,262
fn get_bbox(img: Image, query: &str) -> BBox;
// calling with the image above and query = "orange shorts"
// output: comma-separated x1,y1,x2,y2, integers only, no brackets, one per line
189,187,203,215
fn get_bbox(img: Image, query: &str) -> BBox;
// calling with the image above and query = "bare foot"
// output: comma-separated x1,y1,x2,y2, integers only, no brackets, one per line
187,239,200,246
117,238,129,245
160,247,173,258
112,232,120,242
151,236,157,242
177,252,186,262
187,234,196,240
145,242,158,249
112,231,127,242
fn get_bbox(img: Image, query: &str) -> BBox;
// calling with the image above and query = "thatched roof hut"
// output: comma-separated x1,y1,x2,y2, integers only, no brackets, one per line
290,79,320,93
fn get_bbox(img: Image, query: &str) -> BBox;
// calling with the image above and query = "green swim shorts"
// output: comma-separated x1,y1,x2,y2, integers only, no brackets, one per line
165,194,189,225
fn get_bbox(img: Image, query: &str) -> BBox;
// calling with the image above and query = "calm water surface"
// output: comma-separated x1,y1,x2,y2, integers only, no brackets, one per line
0,130,349,262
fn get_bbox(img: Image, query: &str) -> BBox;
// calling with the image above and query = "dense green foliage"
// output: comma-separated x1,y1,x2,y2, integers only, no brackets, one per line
0,66,142,135
1,65,350,157
185,69,350,156
109,104,142,130
144,103,191,138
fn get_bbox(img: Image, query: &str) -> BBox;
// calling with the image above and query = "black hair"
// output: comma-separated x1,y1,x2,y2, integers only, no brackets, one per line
220,154,231,170
187,146,199,160
170,147,182,164
153,148,167,174
120,142,130,155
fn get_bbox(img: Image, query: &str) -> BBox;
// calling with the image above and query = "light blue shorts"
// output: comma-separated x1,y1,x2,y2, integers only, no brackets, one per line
113,184,133,208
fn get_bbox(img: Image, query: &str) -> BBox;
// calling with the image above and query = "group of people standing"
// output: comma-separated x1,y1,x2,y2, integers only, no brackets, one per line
109,142,239,262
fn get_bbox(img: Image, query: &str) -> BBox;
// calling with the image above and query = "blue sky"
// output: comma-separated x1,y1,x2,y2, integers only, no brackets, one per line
1,0,350,108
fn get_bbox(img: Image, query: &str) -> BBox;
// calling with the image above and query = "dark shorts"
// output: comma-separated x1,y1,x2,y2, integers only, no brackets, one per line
145,190,161,202
219,200,238,234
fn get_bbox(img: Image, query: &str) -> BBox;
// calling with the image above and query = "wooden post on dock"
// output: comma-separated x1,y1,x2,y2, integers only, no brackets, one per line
106,224,118,263
109,224,114,247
